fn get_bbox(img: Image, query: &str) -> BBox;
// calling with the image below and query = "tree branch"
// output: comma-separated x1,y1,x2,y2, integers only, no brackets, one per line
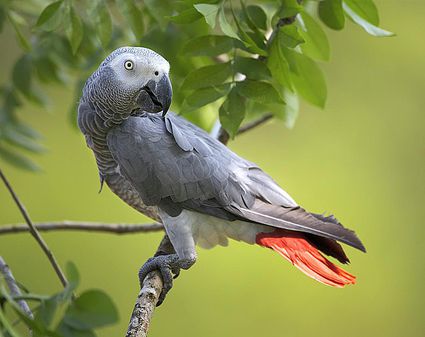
0,256,33,319
126,236,174,337
0,221,163,236
0,169,68,288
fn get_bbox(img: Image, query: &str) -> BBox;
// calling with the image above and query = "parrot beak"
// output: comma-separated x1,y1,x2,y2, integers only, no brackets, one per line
141,75,172,117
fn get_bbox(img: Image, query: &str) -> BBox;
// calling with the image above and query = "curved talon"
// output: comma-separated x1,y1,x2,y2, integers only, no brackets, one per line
138,254,180,306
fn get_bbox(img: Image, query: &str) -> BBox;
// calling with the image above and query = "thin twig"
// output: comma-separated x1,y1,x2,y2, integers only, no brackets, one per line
0,256,33,319
0,221,163,235
0,169,68,288
238,114,274,135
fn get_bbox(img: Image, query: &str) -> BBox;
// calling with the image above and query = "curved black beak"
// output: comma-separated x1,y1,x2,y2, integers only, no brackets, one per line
141,74,172,117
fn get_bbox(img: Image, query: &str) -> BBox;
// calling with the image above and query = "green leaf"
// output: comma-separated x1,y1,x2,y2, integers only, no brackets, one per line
344,0,379,25
234,57,271,81
34,56,62,84
267,36,293,90
169,8,202,24
65,6,84,54
96,5,112,47
0,144,40,171
219,88,246,138
230,7,266,56
283,48,327,108
343,2,394,37
246,5,267,30
181,62,232,91
278,25,304,48
4,127,45,153
8,11,31,51
278,0,302,18
36,0,65,31
12,55,32,97
236,80,284,105
319,0,345,30
58,324,95,337
182,35,235,56
119,0,144,40
194,3,219,29
218,7,239,40
184,83,231,109
283,89,299,128
298,11,330,61
65,262,80,287
63,290,118,330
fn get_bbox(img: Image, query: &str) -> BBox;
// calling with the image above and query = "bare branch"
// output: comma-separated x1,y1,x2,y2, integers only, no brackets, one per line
0,256,33,319
0,221,163,236
238,114,274,135
0,169,68,288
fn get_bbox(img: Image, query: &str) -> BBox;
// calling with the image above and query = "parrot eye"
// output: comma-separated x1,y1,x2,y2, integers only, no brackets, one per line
124,60,134,70
154,71,159,76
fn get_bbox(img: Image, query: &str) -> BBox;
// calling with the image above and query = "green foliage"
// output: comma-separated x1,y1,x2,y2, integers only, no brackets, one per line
0,262,118,337
0,0,392,169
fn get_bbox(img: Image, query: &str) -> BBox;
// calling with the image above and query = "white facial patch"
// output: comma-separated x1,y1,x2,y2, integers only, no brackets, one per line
108,48,170,88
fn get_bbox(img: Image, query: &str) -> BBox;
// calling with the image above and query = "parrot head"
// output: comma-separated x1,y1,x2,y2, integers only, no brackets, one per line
85,46,172,119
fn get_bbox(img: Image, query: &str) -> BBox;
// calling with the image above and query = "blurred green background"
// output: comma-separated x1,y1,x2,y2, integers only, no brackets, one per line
1,1,424,336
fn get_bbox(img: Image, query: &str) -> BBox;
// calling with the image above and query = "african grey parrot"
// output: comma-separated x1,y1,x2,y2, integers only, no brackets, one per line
78,47,365,305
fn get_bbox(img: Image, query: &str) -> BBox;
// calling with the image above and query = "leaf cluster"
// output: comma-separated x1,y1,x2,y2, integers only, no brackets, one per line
0,0,393,170
0,262,118,337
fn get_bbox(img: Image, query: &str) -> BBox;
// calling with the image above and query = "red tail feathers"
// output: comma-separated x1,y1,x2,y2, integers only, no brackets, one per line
256,229,356,287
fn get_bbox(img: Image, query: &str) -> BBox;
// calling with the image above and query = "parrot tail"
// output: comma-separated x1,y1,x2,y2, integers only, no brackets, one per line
256,229,356,287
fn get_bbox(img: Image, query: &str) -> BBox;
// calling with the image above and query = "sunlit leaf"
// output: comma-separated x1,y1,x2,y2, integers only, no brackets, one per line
283,89,299,128
267,36,293,90
194,3,219,29
343,2,393,37
283,48,327,108
181,63,232,91
218,7,239,40
219,88,246,138
319,0,345,30
298,11,330,61
278,25,304,48
344,0,379,25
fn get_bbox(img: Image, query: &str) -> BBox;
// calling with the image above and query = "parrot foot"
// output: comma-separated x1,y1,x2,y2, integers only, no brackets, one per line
138,254,190,306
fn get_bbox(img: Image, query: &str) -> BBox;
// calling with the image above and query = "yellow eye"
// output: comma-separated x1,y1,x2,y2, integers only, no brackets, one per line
124,60,134,70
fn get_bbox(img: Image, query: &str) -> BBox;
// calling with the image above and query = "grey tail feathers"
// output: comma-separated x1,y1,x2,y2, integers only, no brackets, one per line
231,199,366,253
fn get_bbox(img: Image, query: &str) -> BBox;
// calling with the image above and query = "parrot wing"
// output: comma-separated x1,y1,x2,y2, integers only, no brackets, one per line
107,112,365,252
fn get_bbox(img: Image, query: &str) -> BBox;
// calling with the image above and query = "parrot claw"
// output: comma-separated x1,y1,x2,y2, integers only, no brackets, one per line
138,254,181,306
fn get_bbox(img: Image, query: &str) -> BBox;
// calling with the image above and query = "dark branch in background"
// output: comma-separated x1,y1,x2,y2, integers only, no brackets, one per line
218,113,274,145
0,256,34,320
0,169,68,288
0,221,163,235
